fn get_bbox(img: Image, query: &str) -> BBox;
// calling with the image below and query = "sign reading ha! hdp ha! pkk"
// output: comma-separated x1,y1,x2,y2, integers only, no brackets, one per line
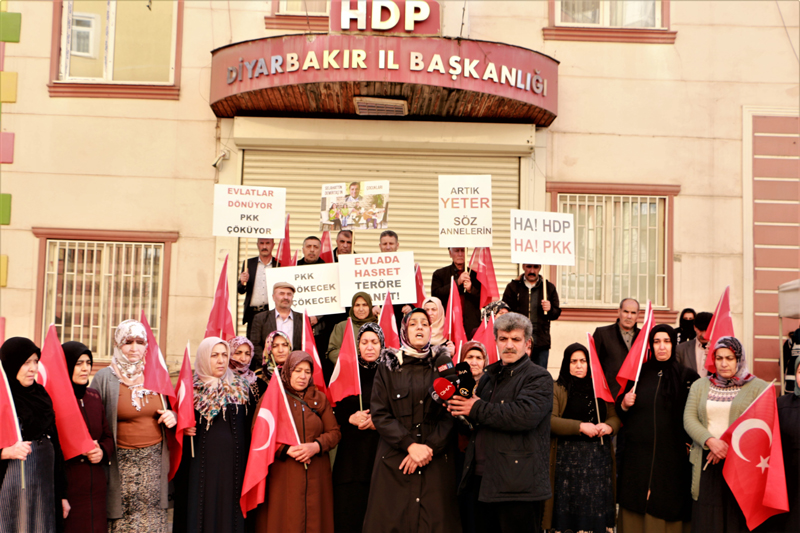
510,209,575,266
266,263,345,316
212,184,286,237
438,175,492,248
338,251,416,305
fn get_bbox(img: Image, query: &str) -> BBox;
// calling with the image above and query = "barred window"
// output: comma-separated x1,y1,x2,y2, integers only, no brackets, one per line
41,240,164,359
557,194,667,308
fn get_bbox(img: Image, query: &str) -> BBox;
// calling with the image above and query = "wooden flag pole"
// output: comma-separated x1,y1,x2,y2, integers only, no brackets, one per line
465,247,471,275
541,271,549,316
586,345,603,445
20,461,24,490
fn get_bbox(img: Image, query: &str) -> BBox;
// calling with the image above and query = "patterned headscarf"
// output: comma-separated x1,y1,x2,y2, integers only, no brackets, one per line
110,319,155,410
708,336,755,388
480,300,511,322
193,337,249,428
357,322,384,369
422,296,446,345
399,308,431,358
228,336,257,384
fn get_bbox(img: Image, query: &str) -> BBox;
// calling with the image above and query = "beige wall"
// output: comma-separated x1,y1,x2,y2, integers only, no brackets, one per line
0,1,798,373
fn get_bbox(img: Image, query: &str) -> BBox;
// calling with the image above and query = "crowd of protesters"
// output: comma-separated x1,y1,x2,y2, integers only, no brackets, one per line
1,231,798,533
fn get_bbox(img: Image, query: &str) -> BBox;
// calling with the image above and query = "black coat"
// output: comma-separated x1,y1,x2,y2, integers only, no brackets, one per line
593,320,640,398
458,355,553,502
759,393,800,532
431,263,482,336
501,277,561,350
363,346,460,533
236,256,277,326
615,360,697,522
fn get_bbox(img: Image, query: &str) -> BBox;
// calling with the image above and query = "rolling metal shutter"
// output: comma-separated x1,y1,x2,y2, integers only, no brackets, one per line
237,150,520,334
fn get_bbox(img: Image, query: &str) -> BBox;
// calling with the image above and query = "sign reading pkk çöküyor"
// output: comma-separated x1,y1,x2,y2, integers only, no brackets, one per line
438,175,492,248
320,180,389,231
510,209,575,266
212,184,286,238
266,263,345,316
338,251,416,306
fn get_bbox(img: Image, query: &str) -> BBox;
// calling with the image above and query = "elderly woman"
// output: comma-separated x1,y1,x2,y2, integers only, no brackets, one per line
262,330,292,382
328,292,378,364
461,340,488,386
683,336,767,532
0,337,68,531
616,324,698,533
544,343,619,533
256,351,341,533
90,319,176,533
228,336,266,403
62,341,114,533
332,323,384,533
363,309,460,533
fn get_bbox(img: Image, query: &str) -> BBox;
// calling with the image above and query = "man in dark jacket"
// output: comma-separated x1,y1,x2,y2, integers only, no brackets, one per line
449,312,553,533
237,238,277,338
592,298,640,398
502,264,561,369
431,247,482,335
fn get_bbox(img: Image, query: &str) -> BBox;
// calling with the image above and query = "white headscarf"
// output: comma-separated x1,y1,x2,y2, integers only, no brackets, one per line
194,337,236,388
110,319,153,410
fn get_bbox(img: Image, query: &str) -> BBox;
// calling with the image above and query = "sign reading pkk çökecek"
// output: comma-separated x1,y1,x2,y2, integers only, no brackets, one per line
267,263,345,316
338,251,416,305
510,209,575,266
320,180,389,231
212,184,286,238
438,175,492,248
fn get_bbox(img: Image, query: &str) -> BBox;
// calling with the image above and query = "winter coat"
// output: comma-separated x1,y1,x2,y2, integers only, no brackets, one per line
431,264,482,336
255,385,340,533
363,345,461,533
458,354,553,503
501,277,561,350
593,320,640,398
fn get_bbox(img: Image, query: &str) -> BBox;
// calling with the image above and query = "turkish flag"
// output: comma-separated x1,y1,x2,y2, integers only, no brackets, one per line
414,264,426,308
329,319,361,406
469,247,500,308
615,301,654,398
204,255,236,341
0,360,21,449
320,230,334,264
302,310,331,404
587,332,614,403
289,249,298,267
720,385,789,530
471,317,498,365
140,311,176,401
240,372,301,516
446,277,468,350
704,286,735,375
275,214,292,267
37,325,94,460
169,342,195,481
378,292,400,350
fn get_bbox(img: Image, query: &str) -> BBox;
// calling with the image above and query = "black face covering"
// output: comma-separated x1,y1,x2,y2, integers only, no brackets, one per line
678,308,696,342
0,337,55,441
62,341,93,400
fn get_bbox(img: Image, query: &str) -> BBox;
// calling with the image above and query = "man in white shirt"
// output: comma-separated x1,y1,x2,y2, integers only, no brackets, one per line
237,238,277,338
676,311,712,377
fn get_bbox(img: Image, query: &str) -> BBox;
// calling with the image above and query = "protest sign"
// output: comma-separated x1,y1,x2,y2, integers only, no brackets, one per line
338,251,416,305
510,209,575,266
267,263,345,316
320,180,389,231
212,185,286,237
438,175,492,247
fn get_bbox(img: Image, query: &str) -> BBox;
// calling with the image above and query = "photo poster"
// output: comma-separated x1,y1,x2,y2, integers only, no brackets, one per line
509,209,575,266
319,180,390,231
438,175,493,248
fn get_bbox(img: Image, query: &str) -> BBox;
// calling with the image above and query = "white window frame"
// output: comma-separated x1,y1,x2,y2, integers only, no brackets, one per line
278,0,330,16
557,193,668,309
58,0,178,85
555,0,663,29
69,12,97,59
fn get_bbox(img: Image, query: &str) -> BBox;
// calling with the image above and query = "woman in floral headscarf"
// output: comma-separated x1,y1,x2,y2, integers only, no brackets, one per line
89,319,177,533
684,336,768,532
228,336,266,402
261,330,292,383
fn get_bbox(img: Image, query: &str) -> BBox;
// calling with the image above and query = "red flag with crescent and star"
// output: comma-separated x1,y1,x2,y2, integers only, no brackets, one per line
704,286,735,375
140,311,176,402
615,301,654,398
468,247,500,308
471,316,498,365
320,230,334,264
240,371,301,516
587,332,614,403
169,342,194,481
302,310,331,404
720,384,788,530
414,264,426,308
275,214,292,267
204,255,236,341
328,318,361,406
378,292,400,350
0,357,21,449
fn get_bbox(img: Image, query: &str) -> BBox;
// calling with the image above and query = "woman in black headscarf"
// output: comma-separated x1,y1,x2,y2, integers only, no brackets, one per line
0,337,68,532
676,308,696,345
543,342,619,533
62,341,114,533
328,292,378,364
616,325,699,533
332,322,385,533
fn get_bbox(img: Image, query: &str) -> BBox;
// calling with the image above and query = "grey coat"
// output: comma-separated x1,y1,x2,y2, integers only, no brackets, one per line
89,367,171,519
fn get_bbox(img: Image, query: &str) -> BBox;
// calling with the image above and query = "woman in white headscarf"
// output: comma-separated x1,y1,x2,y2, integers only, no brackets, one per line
89,319,176,533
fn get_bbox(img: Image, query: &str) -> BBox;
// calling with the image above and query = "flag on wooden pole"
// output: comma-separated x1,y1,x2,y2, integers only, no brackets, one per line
204,255,236,341
329,319,361,406
378,292,400,350
169,342,194,481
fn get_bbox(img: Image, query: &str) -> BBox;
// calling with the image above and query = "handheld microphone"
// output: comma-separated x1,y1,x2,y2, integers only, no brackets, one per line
434,354,456,378
441,375,474,429
430,377,456,404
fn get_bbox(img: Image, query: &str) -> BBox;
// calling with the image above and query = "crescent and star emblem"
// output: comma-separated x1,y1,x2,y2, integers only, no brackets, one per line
731,419,772,474
253,408,275,452
37,362,48,387
177,381,186,405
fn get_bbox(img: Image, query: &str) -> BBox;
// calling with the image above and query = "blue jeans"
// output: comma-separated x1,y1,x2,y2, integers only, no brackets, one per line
530,347,549,369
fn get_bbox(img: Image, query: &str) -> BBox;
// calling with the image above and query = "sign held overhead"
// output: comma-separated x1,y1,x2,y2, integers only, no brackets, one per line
438,175,492,248
510,209,575,266
212,184,286,237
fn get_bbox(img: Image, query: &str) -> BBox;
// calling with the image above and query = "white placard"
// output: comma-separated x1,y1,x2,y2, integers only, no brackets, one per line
212,184,286,237
319,180,390,231
510,209,575,266
267,263,345,316
438,175,493,247
338,251,416,305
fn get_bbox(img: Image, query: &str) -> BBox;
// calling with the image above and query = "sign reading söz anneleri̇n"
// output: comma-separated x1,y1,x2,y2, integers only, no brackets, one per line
438,175,492,248
212,184,286,237
510,209,575,266
338,251,416,305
